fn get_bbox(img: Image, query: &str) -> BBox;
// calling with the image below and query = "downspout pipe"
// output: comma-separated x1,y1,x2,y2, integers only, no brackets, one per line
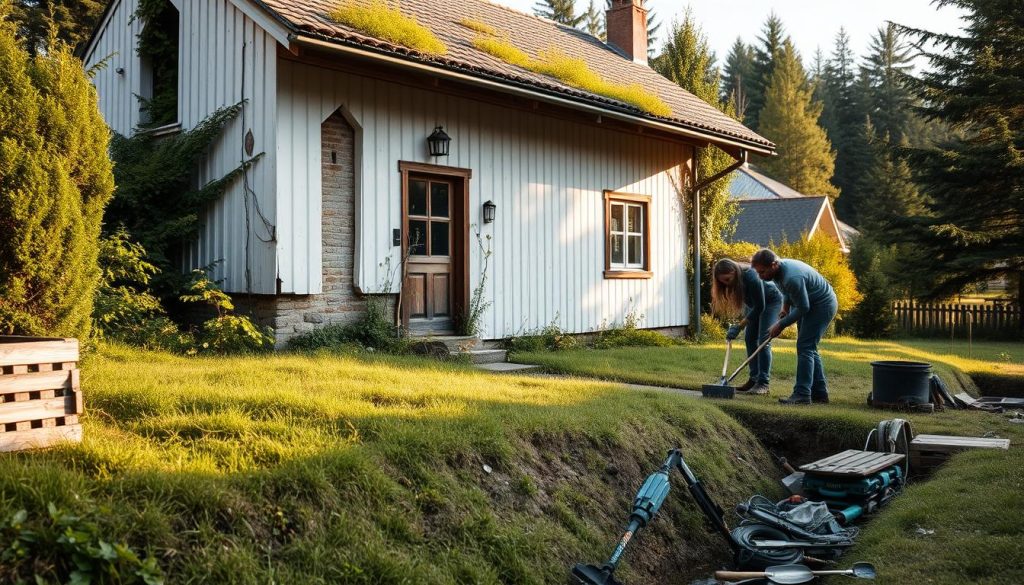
692,149,748,338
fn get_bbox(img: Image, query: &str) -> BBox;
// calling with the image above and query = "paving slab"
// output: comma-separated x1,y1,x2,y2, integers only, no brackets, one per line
475,362,542,373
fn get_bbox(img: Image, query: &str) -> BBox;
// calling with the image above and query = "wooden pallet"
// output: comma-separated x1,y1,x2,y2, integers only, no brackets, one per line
0,337,82,453
910,434,1010,471
799,449,905,478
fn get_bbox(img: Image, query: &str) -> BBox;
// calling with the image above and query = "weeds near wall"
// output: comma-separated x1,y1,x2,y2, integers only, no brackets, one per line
458,228,493,337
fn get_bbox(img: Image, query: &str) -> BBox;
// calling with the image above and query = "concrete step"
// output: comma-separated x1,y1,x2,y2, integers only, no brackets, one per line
461,348,508,364
475,362,541,373
410,335,480,353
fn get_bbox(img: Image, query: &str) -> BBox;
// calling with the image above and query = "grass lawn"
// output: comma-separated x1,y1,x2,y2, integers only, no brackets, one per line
513,337,1024,584
0,344,780,585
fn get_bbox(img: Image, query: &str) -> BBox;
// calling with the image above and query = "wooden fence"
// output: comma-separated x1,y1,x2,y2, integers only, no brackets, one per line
892,300,1022,338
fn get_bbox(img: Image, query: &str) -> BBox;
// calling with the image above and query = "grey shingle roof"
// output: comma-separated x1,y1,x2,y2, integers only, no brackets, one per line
729,197,829,247
257,0,773,151
729,165,807,200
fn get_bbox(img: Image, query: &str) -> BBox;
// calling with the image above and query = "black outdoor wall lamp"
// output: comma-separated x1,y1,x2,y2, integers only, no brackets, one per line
427,126,451,157
482,200,496,224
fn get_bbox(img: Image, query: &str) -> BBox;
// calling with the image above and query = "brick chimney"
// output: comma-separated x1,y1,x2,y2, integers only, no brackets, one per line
606,0,648,65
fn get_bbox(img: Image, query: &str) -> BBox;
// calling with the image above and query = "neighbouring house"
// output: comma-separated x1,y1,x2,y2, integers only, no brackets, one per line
727,164,855,253
82,0,773,345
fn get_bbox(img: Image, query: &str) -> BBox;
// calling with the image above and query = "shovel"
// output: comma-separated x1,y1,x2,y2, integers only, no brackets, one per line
702,337,773,399
715,562,877,584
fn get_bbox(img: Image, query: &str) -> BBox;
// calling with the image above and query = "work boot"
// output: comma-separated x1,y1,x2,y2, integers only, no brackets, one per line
750,383,770,395
778,395,811,405
736,379,756,393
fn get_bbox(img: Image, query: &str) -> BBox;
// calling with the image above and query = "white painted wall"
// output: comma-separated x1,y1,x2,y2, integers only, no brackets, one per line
84,0,278,294
277,59,692,338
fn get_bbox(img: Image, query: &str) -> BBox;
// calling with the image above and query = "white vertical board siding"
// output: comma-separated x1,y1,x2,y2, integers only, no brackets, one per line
180,0,277,294
277,59,690,338
83,0,144,135
85,0,278,294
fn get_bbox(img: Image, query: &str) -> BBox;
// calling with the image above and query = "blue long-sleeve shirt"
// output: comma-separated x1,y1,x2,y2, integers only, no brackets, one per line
742,267,782,321
772,259,836,328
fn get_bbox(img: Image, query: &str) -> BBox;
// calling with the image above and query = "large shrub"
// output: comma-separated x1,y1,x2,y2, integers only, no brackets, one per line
774,235,861,318
0,7,114,338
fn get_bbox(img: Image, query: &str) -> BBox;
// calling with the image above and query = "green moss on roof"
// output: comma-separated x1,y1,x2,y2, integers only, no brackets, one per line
329,1,447,56
472,35,672,118
458,18,497,37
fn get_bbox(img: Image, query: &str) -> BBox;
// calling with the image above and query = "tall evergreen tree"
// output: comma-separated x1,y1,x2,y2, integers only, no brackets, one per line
652,10,737,302
582,0,603,38
721,37,754,122
822,28,872,225
863,23,915,144
757,39,839,198
0,3,114,337
858,126,929,235
534,0,581,26
11,0,104,55
888,0,1024,298
748,12,786,129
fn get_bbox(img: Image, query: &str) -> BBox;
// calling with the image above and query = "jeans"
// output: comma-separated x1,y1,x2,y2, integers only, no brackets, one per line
746,296,783,384
793,295,839,399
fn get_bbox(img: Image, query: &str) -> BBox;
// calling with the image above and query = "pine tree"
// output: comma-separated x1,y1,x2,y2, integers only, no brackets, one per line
0,3,114,337
534,0,581,27
721,37,754,121
821,28,872,225
863,24,915,144
582,0,603,38
888,0,1024,298
756,39,839,198
11,0,104,55
748,12,785,129
652,10,737,307
858,126,929,234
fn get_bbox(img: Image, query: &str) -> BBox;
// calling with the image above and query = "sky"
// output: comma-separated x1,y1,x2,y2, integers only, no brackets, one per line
493,0,967,68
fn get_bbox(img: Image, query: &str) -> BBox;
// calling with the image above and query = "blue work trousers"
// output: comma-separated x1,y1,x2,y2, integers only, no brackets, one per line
793,295,839,399
745,297,783,384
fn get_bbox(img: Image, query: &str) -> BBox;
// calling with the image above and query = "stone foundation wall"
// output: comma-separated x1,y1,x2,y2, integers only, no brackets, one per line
237,110,368,347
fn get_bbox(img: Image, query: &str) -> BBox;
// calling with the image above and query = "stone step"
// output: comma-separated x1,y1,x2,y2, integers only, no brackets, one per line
410,335,480,353
460,349,508,364
475,362,541,373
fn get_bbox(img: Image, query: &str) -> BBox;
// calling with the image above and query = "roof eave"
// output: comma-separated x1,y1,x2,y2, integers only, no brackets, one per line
290,32,775,157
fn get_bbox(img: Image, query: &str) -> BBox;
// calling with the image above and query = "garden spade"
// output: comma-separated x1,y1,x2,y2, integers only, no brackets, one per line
715,562,877,584
702,337,773,399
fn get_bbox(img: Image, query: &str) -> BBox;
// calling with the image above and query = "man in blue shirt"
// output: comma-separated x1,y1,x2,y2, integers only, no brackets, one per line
751,249,839,405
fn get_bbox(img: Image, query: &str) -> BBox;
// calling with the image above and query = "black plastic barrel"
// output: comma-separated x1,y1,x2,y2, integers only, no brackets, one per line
870,361,932,404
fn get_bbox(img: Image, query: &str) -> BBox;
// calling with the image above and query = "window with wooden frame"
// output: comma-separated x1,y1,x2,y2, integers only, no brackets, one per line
604,191,652,279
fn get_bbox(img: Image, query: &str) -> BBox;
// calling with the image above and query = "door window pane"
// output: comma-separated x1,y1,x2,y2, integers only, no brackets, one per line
430,182,450,218
611,204,624,233
408,220,428,255
627,205,642,234
611,234,624,265
430,221,450,256
409,179,428,216
628,235,642,265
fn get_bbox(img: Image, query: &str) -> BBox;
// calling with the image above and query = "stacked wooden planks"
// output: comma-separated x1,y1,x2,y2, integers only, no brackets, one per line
0,336,83,452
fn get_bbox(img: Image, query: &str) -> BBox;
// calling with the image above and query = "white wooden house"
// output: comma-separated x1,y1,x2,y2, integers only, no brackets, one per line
82,0,774,344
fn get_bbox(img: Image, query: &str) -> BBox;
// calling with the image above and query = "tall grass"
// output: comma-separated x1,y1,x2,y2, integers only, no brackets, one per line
0,343,777,584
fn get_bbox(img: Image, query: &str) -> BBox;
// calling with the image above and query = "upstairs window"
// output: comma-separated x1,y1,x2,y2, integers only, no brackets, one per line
137,0,179,128
604,191,651,279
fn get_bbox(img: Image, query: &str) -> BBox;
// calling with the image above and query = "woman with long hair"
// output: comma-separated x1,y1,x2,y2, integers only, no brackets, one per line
710,258,783,394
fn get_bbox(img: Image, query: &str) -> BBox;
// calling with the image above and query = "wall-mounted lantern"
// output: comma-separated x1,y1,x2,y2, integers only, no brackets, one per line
482,200,496,224
427,126,451,157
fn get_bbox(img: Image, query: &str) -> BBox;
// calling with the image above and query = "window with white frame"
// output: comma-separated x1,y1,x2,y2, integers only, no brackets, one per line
604,192,651,278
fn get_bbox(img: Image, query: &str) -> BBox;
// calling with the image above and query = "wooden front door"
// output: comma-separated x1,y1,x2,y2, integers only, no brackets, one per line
404,175,455,334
